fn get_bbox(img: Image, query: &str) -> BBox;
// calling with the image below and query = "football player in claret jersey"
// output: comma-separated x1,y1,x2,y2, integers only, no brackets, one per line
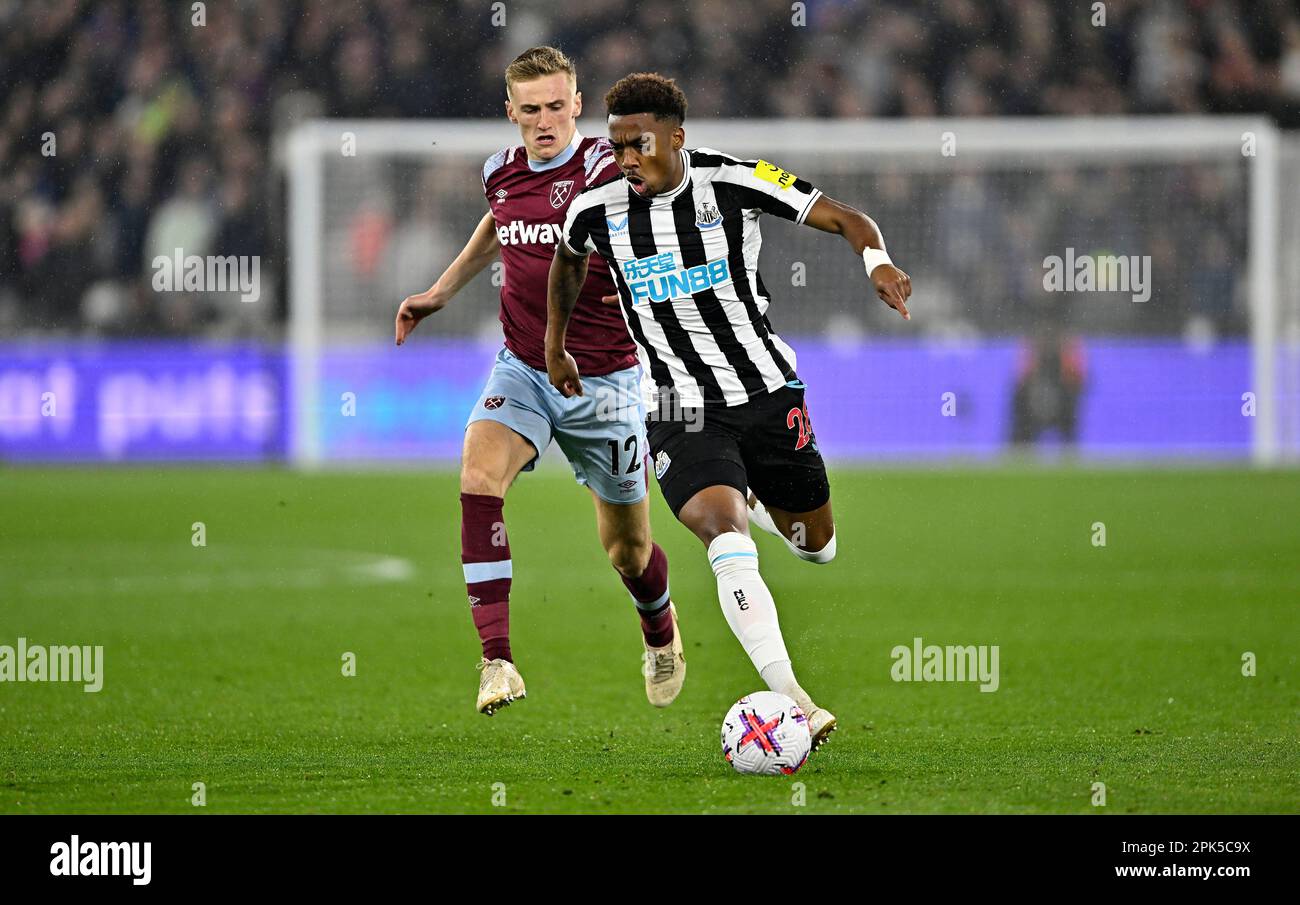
545,73,913,751
395,49,685,716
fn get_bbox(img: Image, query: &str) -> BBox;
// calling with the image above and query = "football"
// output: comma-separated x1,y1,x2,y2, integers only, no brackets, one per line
720,692,812,775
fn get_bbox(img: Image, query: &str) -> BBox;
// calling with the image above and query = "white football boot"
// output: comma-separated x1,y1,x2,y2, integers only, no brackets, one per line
787,686,837,752
805,706,838,752
642,604,686,707
476,658,526,716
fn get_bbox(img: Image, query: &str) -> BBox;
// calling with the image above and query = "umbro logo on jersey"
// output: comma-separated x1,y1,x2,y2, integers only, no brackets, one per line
494,189,508,201
695,200,722,228
484,395,506,410
550,179,575,208
606,215,628,236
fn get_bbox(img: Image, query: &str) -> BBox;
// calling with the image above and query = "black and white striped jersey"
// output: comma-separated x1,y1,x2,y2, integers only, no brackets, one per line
559,147,823,407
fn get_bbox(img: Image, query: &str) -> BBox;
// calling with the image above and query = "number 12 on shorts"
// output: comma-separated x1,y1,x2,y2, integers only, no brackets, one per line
606,435,642,475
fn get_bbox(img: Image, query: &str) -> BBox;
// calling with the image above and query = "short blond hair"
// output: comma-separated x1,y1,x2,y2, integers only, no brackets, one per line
505,46,577,97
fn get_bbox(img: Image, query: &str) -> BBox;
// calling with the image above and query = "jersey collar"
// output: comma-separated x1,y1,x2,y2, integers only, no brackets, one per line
526,131,582,172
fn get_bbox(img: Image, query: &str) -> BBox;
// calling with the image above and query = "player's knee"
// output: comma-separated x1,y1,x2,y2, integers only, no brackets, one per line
607,537,651,577
690,515,749,549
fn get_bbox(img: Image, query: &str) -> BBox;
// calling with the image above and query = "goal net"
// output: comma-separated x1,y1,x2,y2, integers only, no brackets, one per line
285,117,1296,466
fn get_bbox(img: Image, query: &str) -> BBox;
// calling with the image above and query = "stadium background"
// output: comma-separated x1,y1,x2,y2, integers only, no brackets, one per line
2,1,1298,815
3,0,1299,463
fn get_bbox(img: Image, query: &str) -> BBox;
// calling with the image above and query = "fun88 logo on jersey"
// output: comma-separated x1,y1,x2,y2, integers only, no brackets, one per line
622,252,731,304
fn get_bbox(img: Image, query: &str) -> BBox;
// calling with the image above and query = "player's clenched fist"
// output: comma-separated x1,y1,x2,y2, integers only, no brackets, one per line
869,263,912,321
395,290,444,345
546,349,584,397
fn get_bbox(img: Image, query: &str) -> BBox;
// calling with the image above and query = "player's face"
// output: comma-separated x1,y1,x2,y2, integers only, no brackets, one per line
505,73,582,161
608,113,684,197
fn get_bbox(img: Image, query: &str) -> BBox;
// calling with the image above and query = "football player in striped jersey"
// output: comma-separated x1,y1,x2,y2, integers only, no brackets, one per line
545,72,912,750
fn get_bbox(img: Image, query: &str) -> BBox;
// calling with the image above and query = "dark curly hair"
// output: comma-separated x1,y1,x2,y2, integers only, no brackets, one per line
604,72,688,124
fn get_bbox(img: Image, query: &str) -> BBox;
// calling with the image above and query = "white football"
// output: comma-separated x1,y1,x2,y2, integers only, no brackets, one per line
720,691,812,775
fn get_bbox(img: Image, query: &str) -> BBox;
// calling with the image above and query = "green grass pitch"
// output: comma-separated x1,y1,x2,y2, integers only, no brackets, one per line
1,466,1296,814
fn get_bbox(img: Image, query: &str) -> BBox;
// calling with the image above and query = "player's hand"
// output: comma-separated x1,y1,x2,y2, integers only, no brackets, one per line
546,349,584,397
395,290,443,345
600,293,619,306
870,263,912,321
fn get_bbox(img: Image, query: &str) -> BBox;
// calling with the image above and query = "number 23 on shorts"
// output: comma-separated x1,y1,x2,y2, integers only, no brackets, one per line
786,401,813,450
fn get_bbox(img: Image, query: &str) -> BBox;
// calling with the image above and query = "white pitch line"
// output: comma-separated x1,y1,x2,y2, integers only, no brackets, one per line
15,549,417,597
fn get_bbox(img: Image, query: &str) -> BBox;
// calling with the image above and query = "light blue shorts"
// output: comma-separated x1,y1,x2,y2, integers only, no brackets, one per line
466,347,649,504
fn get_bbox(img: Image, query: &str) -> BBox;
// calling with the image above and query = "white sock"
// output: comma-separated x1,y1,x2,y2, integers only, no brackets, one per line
707,532,790,675
760,660,815,714
748,493,838,564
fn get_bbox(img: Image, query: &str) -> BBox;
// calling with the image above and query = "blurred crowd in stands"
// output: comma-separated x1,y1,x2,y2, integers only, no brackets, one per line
1,0,1297,337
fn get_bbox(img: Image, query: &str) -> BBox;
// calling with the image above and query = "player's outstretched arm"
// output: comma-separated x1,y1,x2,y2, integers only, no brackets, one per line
395,211,500,345
803,195,912,321
544,243,590,397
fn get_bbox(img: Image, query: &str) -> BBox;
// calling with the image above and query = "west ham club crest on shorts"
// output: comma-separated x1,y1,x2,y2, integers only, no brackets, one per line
550,179,574,208
484,395,506,410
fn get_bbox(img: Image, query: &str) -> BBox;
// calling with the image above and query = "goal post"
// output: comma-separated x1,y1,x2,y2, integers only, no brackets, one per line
285,116,1290,466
